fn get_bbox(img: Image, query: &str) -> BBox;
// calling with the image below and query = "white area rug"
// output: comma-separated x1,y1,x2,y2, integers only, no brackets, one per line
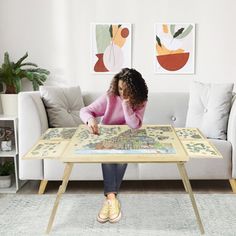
0,193,236,236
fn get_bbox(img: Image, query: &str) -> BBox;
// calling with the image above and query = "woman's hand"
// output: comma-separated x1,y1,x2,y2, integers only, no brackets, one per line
87,117,99,135
123,98,130,102
122,97,131,106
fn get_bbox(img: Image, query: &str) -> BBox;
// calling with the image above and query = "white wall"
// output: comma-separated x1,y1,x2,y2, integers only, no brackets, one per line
0,0,235,93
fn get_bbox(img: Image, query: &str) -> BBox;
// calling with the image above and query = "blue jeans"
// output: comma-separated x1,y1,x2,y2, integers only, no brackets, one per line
102,163,127,195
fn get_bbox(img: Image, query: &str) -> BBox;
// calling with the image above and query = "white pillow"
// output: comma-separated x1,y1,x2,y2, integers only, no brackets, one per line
186,81,234,140
40,86,84,128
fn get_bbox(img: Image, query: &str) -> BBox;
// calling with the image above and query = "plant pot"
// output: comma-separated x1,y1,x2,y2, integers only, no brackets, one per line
0,94,18,116
0,175,12,188
94,53,109,72
1,140,12,151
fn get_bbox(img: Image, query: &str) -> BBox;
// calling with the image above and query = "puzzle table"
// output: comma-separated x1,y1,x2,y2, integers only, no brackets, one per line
23,125,222,234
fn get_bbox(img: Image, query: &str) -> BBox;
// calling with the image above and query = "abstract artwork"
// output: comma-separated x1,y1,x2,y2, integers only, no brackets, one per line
154,23,195,74
91,23,132,73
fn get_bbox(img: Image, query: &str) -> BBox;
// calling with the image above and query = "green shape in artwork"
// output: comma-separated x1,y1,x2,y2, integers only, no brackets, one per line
175,25,193,39
96,25,111,53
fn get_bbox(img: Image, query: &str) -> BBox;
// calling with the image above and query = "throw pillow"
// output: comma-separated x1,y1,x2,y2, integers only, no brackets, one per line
40,86,84,127
185,81,234,140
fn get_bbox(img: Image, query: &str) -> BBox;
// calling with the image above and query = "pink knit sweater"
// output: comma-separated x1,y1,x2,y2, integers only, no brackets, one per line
80,94,147,129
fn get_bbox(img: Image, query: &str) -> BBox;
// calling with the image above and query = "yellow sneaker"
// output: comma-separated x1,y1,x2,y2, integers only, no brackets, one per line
108,198,121,223
97,199,109,223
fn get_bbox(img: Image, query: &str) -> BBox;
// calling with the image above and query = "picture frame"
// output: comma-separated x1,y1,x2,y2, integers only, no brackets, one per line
91,23,132,74
154,23,195,74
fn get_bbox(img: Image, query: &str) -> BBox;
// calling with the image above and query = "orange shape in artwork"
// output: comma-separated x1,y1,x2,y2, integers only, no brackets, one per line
156,52,190,71
121,28,129,38
112,25,129,48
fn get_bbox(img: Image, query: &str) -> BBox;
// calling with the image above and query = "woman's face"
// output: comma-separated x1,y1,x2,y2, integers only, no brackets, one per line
118,80,127,99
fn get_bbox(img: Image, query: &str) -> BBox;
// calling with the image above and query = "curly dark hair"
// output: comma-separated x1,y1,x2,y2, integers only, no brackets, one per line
108,68,148,109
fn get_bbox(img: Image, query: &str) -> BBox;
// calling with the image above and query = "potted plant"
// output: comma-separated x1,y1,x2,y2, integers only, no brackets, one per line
0,52,50,115
0,52,50,94
0,160,14,188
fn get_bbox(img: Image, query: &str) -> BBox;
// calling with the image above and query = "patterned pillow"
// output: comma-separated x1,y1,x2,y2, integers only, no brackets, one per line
186,81,234,139
40,86,84,128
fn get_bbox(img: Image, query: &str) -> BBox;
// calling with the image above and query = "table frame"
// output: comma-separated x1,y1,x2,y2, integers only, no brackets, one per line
45,161,204,235
23,125,208,234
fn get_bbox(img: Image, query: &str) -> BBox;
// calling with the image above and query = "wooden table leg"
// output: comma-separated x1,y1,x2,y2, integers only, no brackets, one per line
229,179,236,193
38,180,48,194
177,165,188,193
177,162,205,235
46,163,74,234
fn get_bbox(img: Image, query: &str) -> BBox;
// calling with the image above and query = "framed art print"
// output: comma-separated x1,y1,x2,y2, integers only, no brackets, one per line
154,23,195,74
91,23,132,74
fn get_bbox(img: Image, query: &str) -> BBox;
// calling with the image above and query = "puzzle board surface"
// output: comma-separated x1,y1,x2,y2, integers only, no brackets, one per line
68,125,177,155
23,126,222,160
22,128,75,159
175,128,222,158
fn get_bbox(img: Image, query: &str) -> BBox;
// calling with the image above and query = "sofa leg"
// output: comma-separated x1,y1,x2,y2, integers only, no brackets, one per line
38,180,48,194
229,179,236,193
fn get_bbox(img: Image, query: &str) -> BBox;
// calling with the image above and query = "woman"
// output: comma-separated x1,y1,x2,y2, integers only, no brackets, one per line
80,68,148,223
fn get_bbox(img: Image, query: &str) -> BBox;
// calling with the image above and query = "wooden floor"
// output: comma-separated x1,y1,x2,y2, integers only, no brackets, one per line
18,180,233,194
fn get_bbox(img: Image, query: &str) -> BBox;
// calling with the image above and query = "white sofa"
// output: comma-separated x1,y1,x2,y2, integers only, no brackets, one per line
18,91,236,193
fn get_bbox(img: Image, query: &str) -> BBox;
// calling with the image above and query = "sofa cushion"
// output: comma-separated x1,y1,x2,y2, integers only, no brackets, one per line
186,81,234,139
40,86,84,127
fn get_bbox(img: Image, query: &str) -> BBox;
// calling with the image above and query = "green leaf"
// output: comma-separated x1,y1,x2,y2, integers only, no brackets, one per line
4,52,11,67
20,63,38,67
0,161,14,176
25,71,34,81
109,25,113,38
173,28,185,38
38,74,47,82
15,68,21,75
95,25,111,53
13,78,22,93
156,35,162,47
26,68,50,74
32,80,39,91
175,25,193,39
170,25,176,36
15,52,28,67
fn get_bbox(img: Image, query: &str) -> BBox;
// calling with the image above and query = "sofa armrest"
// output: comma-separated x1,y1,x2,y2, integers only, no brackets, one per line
18,91,49,180
227,95,236,178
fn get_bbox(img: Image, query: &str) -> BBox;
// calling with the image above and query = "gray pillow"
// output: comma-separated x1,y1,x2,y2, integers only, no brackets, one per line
40,86,84,128
185,81,234,140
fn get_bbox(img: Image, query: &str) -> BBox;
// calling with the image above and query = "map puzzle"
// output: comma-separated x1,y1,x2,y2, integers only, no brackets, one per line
72,125,176,154
23,126,222,159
